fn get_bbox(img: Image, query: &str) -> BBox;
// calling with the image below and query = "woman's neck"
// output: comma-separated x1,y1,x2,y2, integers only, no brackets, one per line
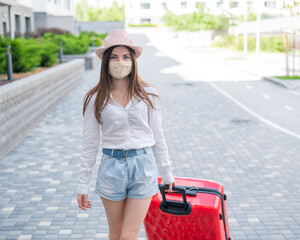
111,77,129,91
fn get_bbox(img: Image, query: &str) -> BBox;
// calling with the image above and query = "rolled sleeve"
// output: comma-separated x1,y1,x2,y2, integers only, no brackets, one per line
77,96,100,194
148,88,174,184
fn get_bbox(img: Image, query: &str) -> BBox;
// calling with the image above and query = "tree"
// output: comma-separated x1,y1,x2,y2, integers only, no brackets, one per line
75,1,124,22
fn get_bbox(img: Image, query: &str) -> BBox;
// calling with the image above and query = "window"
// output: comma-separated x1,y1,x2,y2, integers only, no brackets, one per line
141,3,150,9
161,2,167,8
230,1,239,8
15,15,21,33
65,0,70,9
2,22,7,35
141,18,151,24
181,2,187,8
216,1,222,8
196,1,206,9
265,1,276,8
25,17,31,32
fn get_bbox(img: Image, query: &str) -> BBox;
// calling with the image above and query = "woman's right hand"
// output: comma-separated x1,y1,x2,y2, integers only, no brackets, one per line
77,194,91,211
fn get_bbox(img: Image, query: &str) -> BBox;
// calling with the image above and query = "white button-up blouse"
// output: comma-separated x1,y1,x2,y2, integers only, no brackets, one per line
77,86,174,194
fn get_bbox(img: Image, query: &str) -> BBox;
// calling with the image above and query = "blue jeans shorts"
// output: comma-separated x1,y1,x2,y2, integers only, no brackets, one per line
95,146,159,201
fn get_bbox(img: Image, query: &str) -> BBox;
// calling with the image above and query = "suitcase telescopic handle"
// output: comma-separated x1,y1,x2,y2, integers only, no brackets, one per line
159,185,188,209
158,184,192,215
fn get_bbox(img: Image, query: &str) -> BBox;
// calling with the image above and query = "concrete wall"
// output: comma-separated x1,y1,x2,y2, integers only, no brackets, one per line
48,15,77,35
32,0,76,17
32,0,77,35
34,13,77,35
62,52,101,70
228,15,300,36
33,12,47,31
0,59,85,159
77,21,124,34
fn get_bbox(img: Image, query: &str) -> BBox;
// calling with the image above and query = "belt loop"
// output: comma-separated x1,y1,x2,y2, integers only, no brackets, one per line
143,148,147,154
111,149,114,157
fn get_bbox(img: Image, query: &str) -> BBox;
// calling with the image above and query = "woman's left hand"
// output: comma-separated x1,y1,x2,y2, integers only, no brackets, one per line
165,181,176,193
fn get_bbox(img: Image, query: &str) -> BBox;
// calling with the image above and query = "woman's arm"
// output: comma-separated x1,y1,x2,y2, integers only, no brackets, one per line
77,95,100,195
148,87,174,185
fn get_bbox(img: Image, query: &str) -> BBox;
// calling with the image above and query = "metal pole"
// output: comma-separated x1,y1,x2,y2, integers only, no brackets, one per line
5,45,13,80
292,0,296,76
59,41,63,63
8,5,13,39
256,0,261,57
243,0,248,55
283,30,289,76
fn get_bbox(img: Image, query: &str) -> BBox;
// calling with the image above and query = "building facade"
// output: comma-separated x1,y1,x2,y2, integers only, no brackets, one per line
74,0,124,8
0,0,77,38
0,0,34,38
32,0,77,35
124,0,293,26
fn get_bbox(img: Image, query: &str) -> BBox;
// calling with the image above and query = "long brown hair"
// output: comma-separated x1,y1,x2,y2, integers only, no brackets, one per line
82,45,159,123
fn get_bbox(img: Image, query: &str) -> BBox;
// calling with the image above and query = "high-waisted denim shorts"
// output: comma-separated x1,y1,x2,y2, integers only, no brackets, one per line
95,146,159,201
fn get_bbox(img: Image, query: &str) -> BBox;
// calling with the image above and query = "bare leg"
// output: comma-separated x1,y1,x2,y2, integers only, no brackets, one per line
100,196,126,240
120,197,152,240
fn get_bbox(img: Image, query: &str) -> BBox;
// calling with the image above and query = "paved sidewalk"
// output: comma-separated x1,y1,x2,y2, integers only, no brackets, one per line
0,30,299,240
132,26,300,93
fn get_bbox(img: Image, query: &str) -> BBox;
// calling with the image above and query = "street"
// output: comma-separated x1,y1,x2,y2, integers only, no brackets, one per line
0,30,299,240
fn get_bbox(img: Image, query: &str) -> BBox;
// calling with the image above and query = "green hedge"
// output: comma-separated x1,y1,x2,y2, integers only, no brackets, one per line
0,36,59,74
212,35,284,52
42,33,91,54
0,31,106,74
163,7,229,31
78,31,106,46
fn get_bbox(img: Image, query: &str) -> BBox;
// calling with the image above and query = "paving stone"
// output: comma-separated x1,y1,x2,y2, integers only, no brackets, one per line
0,33,299,240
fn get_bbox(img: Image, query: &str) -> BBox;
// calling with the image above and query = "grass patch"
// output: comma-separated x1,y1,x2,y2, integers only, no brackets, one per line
274,76,300,80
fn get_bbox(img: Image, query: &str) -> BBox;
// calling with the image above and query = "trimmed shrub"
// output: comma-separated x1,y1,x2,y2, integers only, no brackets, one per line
0,36,59,74
0,30,107,75
163,8,229,31
213,34,284,52
24,31,41,39
78,31,106,46
0,36,11,74
39,42,59,67
37,27,72,36
10,38,37,73
43,33,91,54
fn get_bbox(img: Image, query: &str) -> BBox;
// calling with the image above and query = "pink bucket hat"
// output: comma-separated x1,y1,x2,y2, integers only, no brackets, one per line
95,29,143,59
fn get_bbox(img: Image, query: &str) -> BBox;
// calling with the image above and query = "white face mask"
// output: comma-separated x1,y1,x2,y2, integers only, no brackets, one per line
109,61,132,79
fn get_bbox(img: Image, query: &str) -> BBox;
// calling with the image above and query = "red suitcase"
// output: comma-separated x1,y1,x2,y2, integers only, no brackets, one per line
144,176,230,240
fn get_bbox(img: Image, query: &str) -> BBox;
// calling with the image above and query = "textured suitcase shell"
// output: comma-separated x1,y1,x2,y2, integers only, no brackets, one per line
144,176,230,240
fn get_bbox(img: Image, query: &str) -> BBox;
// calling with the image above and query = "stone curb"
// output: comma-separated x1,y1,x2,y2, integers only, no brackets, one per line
263,76,300,93
263,76,290,89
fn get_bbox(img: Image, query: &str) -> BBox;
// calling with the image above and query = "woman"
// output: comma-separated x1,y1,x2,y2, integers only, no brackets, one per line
77,29,175,240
